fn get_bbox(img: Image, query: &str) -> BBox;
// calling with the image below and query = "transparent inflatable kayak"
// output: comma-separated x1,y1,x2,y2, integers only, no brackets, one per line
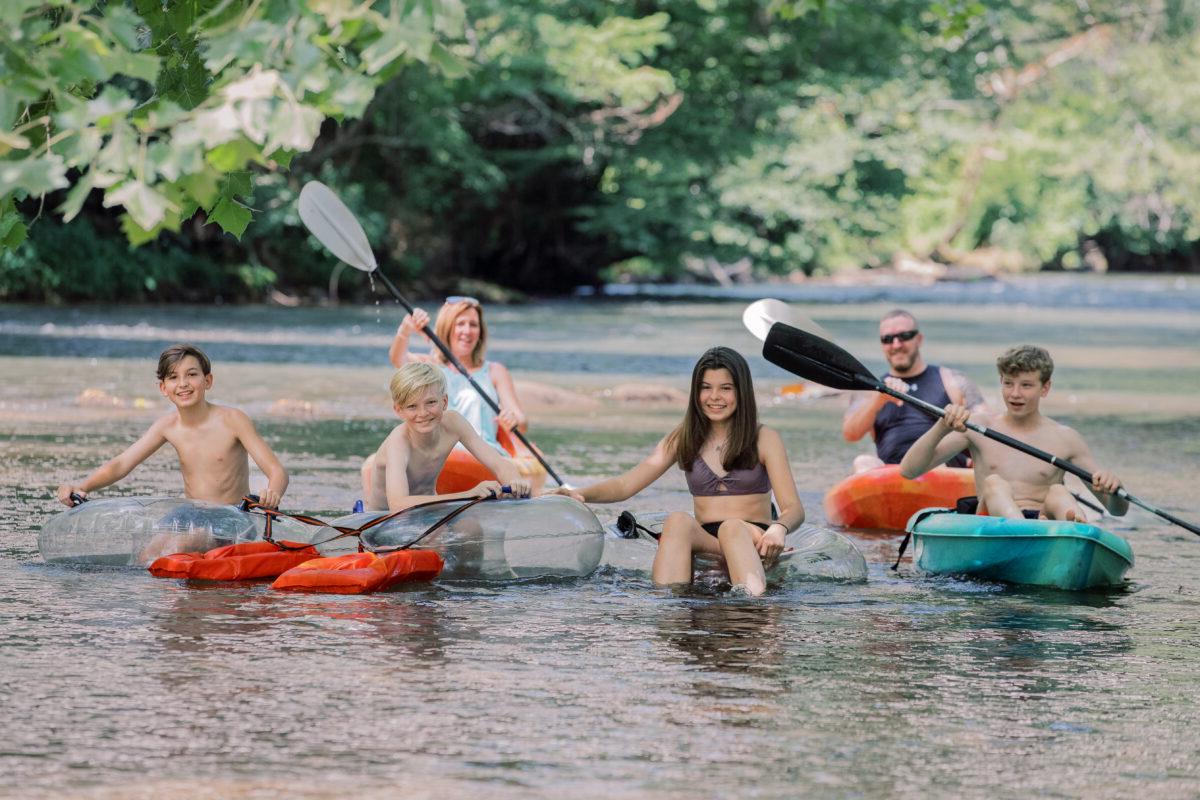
37,497,307,568
600,511,868,585
342,495,605,582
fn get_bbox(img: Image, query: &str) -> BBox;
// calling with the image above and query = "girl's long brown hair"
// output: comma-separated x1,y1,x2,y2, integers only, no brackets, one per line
670,346,759,472
433,299,487,369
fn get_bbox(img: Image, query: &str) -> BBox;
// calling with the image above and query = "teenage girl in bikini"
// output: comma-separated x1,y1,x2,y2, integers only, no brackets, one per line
551,347,805,596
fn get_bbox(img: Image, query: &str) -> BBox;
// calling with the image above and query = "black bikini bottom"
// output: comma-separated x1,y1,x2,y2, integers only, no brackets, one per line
700,520,770,537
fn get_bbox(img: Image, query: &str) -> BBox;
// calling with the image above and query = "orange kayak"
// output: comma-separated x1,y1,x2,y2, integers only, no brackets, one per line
823,465,975,531
435,426,548,495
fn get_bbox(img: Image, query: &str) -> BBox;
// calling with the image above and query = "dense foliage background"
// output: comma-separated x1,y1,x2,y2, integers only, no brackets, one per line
3,0,1199,303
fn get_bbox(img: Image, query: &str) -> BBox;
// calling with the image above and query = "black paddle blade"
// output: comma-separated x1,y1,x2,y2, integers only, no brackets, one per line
763,322,883,392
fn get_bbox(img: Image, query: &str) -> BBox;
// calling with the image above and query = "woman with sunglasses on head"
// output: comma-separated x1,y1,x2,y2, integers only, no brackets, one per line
551,346,804,596
388,297,526,453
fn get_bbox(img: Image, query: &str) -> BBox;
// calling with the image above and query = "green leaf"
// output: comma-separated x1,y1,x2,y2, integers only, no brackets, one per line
429,42,470,80
179,170,221,209
103,5,145,50
104,180,173,230
120,210,182,247
202,22,275,73
208,196,252,239
205,138,263,172
58,171,97,222
50,27,113,85
362,22,434,74
222,170,253,197
85,86,138,126
104,51,160,84
264,101,323,152
326,74,377,118
0,197,28,250
0,157,69,197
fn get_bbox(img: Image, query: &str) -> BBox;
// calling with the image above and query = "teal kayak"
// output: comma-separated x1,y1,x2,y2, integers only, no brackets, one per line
906,509,1134,590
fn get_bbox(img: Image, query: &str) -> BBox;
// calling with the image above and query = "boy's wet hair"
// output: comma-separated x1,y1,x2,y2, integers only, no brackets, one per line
390,362,447,407
996,345,1054,383
157,344,211,380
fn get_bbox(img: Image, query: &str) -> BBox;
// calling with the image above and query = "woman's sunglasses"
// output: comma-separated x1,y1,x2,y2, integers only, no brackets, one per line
445,296,481,307
880,329,919,345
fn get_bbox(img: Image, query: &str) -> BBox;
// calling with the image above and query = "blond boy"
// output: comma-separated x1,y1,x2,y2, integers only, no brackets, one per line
362,362,531,511
56,344,289,508
900,345,1128,521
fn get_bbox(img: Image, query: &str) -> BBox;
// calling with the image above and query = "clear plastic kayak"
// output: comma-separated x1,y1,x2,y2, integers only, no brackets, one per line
38,497,310,568
601,511,868,585
345,495,605,582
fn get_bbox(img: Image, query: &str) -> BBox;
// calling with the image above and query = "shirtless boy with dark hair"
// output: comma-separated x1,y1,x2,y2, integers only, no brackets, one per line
56,344,289,508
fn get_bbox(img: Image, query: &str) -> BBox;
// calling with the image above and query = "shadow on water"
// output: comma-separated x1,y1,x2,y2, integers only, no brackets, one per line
656,601,789,677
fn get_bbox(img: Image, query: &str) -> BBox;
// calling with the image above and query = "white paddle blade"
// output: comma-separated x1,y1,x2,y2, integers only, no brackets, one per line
743,298,833,341
298,181,378,273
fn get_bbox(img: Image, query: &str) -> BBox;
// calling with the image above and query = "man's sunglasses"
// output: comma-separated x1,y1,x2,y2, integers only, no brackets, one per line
445,295,481,306
880,329,919,345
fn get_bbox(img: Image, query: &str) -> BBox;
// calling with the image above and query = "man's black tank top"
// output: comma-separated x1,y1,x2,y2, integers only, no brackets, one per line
873,365,969,468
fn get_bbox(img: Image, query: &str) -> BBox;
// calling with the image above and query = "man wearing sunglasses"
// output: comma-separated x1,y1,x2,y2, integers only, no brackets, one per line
842,309,987,473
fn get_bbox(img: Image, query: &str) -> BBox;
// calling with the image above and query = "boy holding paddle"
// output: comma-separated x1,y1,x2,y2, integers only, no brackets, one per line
56,344,289,508
361,362,531,511
900,345,1128,521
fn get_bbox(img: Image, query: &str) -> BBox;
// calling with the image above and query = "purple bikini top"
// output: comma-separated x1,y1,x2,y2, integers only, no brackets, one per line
685,457,771,497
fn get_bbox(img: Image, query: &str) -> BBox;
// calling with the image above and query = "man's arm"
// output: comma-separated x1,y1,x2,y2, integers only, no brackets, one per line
899,405,972,479
942,368,989,414
56,417,170,505
843,393,887,442
842,383,906,442
230,409,289,509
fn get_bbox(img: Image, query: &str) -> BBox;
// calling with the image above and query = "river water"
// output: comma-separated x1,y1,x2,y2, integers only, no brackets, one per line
2,278,1199,799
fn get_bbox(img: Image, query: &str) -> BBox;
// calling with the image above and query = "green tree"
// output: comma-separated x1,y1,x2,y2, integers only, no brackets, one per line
0,0,468,253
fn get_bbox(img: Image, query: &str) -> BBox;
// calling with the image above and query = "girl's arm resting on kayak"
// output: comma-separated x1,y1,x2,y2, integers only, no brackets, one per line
56,419,169,505
558,435,675,504
757,427,803,559
759,427,804,534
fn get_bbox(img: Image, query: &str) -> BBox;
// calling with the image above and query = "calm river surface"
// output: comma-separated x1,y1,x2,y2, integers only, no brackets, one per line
2,278,1199,799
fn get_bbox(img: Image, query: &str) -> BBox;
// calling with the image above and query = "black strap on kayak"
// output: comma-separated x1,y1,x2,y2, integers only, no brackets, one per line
239,496,363,551
891,507,951,571
239,493,500,552
616,510,659,540
367,494,493,554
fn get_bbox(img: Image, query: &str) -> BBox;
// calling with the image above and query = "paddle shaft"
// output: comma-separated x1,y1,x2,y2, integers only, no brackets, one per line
373,271,565,486
877,382,1200,537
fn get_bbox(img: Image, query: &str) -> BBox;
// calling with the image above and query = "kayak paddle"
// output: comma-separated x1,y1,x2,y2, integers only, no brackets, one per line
762,320,1200,537
298,181,565,487
742,298,832,342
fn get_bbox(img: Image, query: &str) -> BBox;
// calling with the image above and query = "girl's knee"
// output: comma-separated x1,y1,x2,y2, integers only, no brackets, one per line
660,512,695,543
716,520,752,543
